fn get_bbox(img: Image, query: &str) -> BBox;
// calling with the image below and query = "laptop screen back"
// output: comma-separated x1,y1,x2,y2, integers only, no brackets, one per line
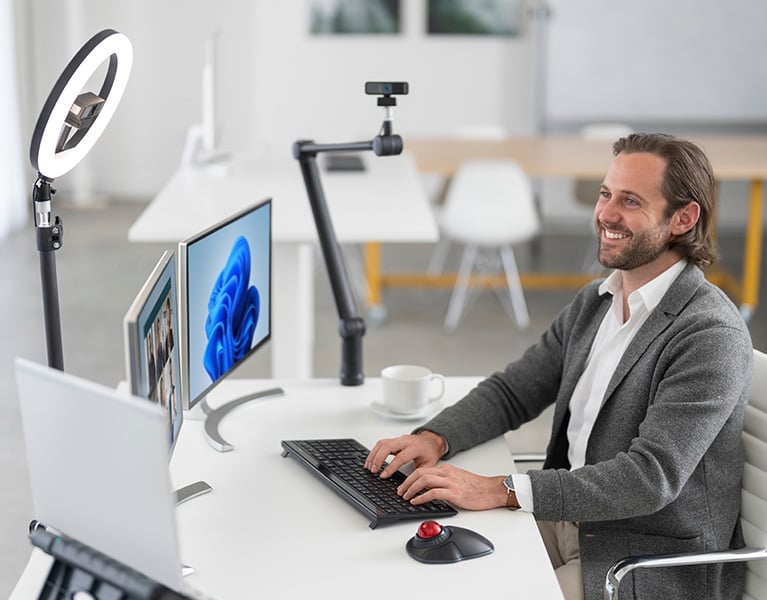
14,358,183,591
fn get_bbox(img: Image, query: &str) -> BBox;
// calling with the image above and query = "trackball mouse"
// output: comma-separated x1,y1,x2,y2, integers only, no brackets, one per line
406,520,494,564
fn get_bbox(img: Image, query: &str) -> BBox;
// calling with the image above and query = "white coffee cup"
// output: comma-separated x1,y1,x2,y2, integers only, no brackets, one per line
380,364,446,415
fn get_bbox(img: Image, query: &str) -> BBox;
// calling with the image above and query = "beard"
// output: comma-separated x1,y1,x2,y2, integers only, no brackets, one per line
596,220,673,271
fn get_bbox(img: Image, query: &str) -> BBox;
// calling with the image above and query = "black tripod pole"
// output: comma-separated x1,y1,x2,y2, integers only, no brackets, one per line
32,177,65,370
293,140,371,386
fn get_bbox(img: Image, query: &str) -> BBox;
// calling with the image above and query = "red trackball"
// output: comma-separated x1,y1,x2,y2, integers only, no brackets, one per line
417,520,443,539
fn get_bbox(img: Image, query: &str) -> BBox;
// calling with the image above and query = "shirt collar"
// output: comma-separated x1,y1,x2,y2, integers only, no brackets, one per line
599,258,688,314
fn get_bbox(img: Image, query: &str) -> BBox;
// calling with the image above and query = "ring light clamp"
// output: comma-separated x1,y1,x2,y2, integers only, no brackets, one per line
30,29,133,180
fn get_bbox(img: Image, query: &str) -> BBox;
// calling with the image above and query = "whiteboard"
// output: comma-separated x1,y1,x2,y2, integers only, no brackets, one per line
543,0,767,124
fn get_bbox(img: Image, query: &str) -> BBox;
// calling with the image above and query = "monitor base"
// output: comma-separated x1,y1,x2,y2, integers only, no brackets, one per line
174,480,212,505
200,387,285,452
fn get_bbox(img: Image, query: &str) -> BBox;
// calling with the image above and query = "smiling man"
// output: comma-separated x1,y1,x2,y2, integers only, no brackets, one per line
366,133,752,600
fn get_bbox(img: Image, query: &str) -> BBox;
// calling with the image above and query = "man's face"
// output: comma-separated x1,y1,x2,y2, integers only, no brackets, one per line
594,152,675,271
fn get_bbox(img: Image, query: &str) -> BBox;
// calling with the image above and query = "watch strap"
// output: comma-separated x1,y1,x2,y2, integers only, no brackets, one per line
503,474,520,511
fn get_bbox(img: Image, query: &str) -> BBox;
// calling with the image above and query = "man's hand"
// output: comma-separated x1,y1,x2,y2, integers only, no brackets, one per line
398,465,507,511
364,431,447,479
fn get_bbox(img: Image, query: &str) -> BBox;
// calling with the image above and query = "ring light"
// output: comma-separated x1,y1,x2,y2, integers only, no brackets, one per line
30,29,133,180
28,29,132,371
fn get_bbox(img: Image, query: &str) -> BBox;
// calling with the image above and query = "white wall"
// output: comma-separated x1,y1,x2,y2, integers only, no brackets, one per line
19,0,536,201
15,1,764,229
544,0,767,125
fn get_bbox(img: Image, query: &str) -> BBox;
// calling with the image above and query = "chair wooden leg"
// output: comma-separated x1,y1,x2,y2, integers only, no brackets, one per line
500,246,530,329
444,244,478,332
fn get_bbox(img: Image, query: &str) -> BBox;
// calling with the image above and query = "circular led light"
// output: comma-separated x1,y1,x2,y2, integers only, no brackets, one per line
29,29,133,180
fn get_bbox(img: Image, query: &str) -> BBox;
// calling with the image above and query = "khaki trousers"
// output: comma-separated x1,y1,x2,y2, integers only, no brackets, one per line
536,520,584,600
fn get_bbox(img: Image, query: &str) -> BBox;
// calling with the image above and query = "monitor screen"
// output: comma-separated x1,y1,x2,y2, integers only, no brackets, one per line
179,198,272,410
123,251,183,451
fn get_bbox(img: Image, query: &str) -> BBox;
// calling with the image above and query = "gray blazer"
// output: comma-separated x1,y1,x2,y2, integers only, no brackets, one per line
421,263,752,600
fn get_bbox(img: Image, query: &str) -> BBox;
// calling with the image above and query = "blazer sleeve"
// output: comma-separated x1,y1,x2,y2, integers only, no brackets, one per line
414,284,591,458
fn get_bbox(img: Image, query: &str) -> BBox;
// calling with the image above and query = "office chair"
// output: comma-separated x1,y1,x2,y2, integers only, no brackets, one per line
573,123,633,273
428,159,540,332
603,348,767,600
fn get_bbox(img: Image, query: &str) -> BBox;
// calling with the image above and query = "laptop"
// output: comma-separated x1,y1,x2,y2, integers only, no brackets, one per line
14,357,185,593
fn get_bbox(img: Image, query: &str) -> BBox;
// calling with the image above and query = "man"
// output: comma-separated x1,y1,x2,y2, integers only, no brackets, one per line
365,133,752,600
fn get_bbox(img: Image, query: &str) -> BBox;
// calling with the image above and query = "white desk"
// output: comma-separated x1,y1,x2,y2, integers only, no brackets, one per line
128,152,438,379
167,376,563,599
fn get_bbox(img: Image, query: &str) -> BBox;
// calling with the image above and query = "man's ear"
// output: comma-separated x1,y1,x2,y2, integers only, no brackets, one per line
671,201,700,235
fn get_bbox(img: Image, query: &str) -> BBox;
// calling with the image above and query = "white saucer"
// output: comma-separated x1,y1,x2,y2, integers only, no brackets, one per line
369,400,443,421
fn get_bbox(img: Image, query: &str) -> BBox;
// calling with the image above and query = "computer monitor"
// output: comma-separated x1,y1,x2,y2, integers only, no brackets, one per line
123,251,183,451
178,198,280,452
123,250,212,503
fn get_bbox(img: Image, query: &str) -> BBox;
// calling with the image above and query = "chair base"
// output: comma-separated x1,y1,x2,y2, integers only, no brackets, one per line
444,244,531,332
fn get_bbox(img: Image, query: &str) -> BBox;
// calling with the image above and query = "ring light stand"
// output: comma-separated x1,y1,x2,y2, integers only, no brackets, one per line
29,29,133,369
293,82,408,386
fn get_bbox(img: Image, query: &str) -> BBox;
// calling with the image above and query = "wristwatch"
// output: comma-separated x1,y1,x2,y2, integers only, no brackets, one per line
503,474,520,511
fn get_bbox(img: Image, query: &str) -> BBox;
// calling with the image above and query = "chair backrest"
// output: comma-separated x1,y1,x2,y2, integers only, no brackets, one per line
743,348,767,597
438,159,539,246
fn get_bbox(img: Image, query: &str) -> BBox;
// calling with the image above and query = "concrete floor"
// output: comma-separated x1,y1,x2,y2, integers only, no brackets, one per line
1,200,764,596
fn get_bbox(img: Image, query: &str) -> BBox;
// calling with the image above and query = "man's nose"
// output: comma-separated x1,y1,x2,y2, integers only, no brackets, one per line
595,196,619,224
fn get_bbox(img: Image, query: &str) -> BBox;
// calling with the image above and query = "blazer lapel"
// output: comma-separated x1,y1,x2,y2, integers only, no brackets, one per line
601,263,704,403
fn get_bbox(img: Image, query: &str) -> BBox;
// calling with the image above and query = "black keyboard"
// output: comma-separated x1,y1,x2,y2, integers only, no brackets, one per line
281,438,457,529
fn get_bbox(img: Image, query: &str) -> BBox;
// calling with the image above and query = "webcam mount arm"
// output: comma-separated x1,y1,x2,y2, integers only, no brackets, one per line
292,82,407,386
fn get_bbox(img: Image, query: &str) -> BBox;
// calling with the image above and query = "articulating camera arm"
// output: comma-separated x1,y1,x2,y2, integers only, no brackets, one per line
292,82,407,386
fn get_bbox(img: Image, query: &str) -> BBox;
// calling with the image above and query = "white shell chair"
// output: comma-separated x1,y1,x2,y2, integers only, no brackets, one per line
604,348,767,600
429,159,540,332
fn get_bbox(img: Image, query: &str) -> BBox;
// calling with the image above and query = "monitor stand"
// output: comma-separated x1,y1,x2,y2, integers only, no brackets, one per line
174,482,212,578
188,387,285,452
174,480,212,505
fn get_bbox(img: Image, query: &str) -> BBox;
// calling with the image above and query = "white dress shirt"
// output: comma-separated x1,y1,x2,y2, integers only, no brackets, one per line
512,259,687,512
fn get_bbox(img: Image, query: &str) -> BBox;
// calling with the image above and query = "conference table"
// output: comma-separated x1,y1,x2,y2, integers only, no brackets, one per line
402,135,767,320
128,152,438,379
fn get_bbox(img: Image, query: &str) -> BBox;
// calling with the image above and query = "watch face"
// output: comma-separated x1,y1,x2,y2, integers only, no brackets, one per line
503,474,515,492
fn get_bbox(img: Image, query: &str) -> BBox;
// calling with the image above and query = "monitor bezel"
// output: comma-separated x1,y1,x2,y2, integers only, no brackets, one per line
178,197,272,411
122,250,183,453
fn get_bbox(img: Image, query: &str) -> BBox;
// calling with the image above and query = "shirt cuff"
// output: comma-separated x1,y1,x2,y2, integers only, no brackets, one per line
512,473,534,512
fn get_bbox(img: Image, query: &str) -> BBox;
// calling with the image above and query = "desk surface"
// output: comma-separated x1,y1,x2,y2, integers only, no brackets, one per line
171,377,563,599
128,152,438,244
407,135,767,179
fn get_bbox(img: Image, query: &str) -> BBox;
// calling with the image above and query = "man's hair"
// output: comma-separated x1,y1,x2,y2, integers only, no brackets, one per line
613,133,718,268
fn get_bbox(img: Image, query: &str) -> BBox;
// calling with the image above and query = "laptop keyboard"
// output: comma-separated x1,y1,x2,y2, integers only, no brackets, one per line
281,438,457,528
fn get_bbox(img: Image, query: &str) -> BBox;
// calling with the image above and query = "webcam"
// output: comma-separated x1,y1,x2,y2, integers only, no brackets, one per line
365,82,408,96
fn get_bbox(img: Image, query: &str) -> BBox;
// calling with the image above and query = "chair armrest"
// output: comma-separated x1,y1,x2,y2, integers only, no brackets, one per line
604,546,767,600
